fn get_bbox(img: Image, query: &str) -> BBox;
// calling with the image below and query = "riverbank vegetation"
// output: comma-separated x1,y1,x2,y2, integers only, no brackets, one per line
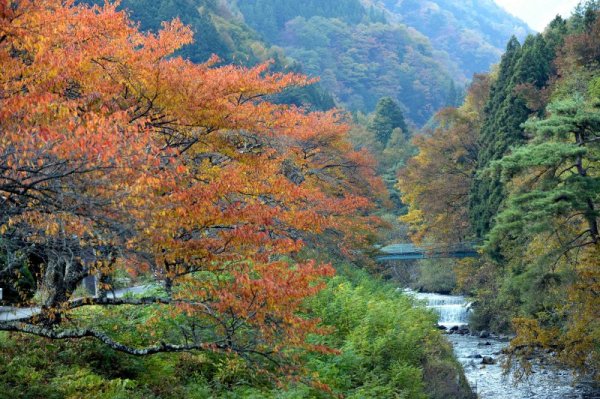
398,1,600,380
0,264,473,399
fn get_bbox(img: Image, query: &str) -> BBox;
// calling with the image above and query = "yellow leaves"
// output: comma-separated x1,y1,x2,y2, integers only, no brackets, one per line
511,318,558,348
504,242,600,380
397,94,482,243
46,220,60,236
399,209,424,225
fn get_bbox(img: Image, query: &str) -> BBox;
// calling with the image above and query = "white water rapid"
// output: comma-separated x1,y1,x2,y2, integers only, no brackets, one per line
411,291,470,329
403,289,600,398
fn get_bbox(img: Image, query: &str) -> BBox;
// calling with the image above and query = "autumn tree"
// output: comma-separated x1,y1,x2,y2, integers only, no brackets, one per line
0,0,381,371
398,74,491,243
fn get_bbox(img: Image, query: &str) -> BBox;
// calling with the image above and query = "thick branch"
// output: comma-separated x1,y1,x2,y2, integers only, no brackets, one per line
0,321,220,356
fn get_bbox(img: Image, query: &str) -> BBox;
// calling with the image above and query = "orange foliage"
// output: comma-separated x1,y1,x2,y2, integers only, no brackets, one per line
0,0,381,364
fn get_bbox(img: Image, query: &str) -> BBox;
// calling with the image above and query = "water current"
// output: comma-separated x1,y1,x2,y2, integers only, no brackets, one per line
406,290,600,398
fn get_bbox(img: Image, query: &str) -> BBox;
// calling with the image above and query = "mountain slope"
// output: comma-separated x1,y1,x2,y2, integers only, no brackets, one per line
232,0,531,124
234,0,458,124
374,0,532,79
84,0,531,125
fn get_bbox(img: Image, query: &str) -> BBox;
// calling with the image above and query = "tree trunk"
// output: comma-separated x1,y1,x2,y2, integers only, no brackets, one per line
575,131,599,243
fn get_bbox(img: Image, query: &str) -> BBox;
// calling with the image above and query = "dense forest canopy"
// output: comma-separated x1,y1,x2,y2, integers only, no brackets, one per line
376,0,531,78
233,0,529,124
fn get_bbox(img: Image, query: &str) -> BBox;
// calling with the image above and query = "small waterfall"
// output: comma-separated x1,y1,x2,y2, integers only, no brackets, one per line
400,289,599,398
404,290,470,328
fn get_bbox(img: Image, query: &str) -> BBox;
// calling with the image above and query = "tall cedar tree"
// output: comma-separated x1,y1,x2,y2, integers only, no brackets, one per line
470,34,554,238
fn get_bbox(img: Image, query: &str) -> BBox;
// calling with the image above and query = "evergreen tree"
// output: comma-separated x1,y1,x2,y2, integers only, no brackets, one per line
368,97,409,145
470,35,554,238
571,0,600,32
489,96,600,249
545,15,568,52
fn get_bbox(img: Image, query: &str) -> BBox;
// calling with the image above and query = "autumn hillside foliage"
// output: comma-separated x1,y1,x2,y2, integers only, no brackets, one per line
0,0,385,373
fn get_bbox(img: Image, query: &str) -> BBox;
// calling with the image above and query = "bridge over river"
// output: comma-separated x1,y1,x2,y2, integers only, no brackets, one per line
376,242,479,262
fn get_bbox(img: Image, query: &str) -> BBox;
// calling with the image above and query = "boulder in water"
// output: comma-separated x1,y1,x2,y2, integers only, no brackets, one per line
482,356,496,365
479,330,490,338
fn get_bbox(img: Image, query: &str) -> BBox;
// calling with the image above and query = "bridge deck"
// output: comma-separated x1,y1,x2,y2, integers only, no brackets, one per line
376,243,479,261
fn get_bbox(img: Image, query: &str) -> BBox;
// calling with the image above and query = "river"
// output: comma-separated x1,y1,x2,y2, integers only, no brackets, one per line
408,290,600,398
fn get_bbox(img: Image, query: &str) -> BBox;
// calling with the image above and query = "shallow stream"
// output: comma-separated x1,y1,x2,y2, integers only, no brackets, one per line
408,290,600,398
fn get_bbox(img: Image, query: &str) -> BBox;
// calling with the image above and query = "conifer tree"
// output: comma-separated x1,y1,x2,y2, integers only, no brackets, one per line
489,96,600,248
470,35,554,238
368,97,409,145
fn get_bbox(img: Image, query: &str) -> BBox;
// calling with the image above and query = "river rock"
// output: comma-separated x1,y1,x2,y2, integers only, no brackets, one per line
482,356,496,365
449,325,459,332
479,330,490,338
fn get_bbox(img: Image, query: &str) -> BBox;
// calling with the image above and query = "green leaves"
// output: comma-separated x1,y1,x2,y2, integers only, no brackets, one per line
487,95,600,249
470,34,554,237
368,97,408,146
489,142,586,180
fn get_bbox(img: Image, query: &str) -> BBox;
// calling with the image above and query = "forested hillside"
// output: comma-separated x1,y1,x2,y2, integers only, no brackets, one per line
399,1,600,380
234,0,530,124
374,0,531,79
